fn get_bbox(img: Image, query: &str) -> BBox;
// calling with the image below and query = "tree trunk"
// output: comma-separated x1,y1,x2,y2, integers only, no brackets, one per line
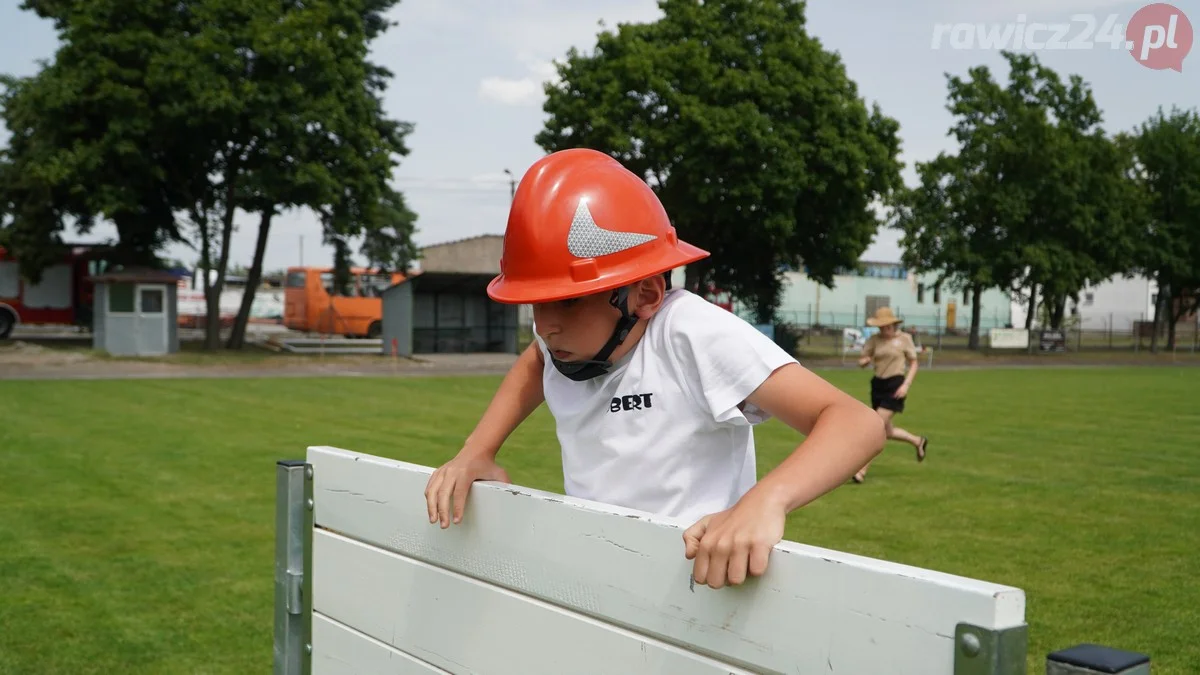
113,204,172,269
1025,284,1038,329
1049,295,1067,330
226,208,274,349
1167,291,1186,351
333,237,353,297
194,203,213,344
206,167,238,351
1150,282,1168,353
968,284,983,350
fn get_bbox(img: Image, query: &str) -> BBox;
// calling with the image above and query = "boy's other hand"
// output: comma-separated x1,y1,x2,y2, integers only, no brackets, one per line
424,454,510,528
682,494,786,589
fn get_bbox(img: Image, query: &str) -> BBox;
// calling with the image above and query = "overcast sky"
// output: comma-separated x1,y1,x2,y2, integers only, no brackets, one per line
1,0,1195,273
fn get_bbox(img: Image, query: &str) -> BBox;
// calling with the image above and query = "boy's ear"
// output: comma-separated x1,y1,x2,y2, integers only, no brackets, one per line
631,274,666,319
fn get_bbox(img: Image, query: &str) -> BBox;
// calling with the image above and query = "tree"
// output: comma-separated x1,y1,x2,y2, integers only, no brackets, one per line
1,0,419,349
1124,106,1200,351
897,52,1140,348
0,0,202,281
0,75,78,280
894,152,1014,350
355,184,420,274
896,55,1039,349
197,0,418,349
1012,58,1142,331
536,0,903,323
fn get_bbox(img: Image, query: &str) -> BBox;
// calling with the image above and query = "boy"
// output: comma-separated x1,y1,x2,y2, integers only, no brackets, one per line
424,148,886,589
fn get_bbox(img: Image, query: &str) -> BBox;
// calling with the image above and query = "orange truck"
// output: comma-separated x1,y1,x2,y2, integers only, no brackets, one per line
283,266,404,338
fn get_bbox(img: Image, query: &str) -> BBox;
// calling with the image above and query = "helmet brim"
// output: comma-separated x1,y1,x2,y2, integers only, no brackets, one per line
486,241,710,304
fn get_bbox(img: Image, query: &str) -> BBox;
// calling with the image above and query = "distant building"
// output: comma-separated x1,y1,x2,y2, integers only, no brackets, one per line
380,235,522,355
388,239,1024,347
89,267,180,356
1010,275,1158,332
1073,275,1158,330
735,261,1014,332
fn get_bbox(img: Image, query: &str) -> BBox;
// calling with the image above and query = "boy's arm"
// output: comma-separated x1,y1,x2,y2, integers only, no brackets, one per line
460,340,546,459
683,363,885,588
425,341,545,527
744,363,886,512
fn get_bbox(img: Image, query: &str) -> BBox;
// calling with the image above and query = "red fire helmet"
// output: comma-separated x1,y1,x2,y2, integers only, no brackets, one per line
487,148,709,304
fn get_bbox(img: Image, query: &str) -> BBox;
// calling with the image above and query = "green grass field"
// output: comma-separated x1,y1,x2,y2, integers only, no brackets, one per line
1,367,1197,674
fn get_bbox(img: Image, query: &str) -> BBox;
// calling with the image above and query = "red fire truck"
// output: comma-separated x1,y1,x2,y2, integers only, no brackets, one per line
0,244,119,338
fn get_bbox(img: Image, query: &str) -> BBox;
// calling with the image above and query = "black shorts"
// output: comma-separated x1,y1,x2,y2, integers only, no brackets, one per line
870,375,906,413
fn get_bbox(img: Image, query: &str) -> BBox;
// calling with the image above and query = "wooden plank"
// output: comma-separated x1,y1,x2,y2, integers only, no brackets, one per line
312,613,450,675
313,529,753,675
308,445,1026,675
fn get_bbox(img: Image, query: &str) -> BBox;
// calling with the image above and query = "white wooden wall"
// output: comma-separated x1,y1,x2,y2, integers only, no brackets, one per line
306,445,1026,675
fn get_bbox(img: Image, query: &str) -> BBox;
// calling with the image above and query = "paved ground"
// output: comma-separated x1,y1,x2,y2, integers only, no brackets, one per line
0,340,522,380
4,337,1198,381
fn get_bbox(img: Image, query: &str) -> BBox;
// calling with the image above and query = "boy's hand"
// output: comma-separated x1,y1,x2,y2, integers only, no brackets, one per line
424,454,510,528
682,494,786,589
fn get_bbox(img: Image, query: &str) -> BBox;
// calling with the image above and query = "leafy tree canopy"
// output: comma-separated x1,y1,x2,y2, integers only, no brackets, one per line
537,0,903,322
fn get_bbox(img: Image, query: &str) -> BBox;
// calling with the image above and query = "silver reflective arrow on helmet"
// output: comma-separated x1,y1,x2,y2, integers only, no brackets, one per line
566,199,657,258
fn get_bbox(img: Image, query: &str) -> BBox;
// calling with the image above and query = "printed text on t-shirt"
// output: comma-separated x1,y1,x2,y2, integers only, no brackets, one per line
610,393,654,412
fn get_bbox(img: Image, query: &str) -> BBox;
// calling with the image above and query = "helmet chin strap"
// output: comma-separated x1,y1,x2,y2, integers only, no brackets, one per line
551,286,639,382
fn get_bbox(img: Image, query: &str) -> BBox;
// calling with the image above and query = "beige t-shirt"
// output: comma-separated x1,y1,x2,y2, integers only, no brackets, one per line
863,332,918,379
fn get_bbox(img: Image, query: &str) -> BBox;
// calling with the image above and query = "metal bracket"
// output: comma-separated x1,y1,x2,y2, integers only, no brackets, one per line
274,460,313,675
285,571,304,615
955,622,1029,675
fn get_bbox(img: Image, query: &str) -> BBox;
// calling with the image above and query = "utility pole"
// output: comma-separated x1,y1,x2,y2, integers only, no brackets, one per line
504,168,515,202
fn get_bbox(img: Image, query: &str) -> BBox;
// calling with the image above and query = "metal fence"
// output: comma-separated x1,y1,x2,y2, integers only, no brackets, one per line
772,305,1012,333
775,315,1200,356
516,304,1199,356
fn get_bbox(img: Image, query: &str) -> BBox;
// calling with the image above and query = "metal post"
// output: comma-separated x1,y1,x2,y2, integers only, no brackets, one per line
1046,644,1151,675
953,622,1028,674
275,460,313,675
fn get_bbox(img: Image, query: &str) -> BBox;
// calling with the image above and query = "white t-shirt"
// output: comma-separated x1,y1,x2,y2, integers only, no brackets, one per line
532,289,799,524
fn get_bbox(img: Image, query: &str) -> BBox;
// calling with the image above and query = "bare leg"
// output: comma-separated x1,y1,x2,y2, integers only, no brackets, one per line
887,411,928,463
854,409,927,483
888,422,923,449
853,408,891,482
